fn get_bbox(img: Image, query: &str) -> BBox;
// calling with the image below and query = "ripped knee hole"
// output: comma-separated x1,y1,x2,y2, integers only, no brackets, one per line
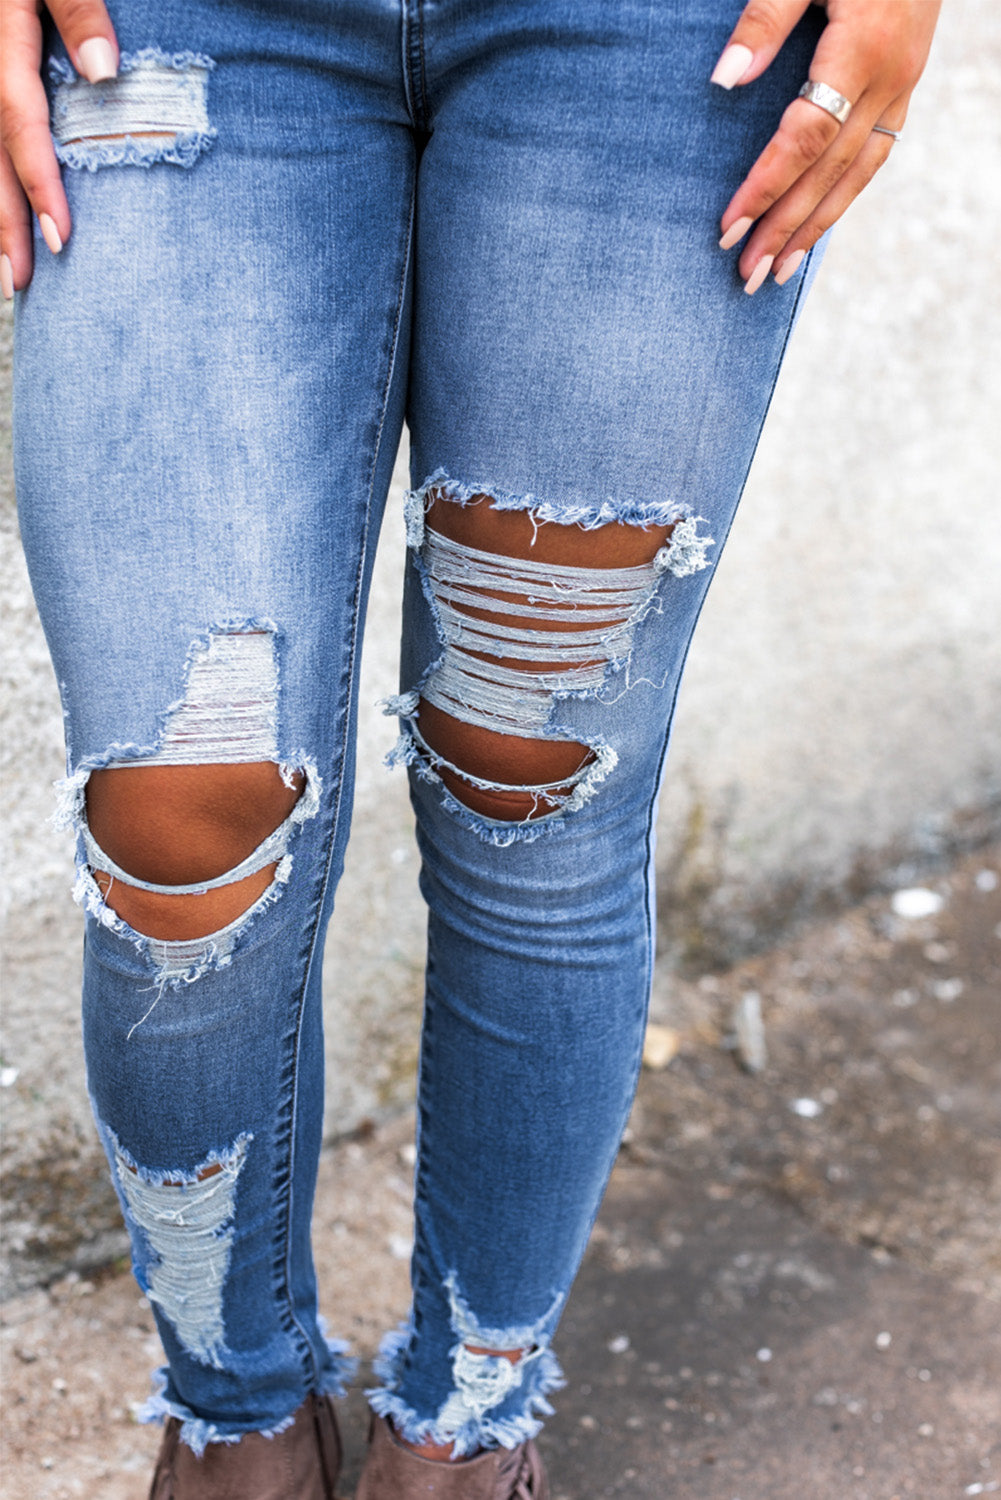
414,495,672,821
71,628,319,944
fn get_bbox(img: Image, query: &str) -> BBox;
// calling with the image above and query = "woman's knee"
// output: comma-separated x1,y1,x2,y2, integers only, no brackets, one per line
85,762,304,939
415,493,671,822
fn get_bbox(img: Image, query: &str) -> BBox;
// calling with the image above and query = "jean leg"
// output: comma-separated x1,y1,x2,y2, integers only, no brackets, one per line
369,0,825,1452
14,0,414,1448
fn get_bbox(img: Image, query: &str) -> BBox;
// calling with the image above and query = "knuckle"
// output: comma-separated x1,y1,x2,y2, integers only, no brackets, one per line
736,0,787,42
857,149,889,190
784,113,838,165
813,149,853,197
50,0,109,38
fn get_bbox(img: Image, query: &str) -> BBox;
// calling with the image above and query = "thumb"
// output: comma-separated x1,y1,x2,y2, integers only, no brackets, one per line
710,0,813,90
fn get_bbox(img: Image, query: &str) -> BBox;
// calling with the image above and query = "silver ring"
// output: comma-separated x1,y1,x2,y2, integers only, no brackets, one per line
797,80,853,126
872,125,903,142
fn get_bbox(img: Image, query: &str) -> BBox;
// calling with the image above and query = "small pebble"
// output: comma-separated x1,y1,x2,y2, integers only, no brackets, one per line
891,887,943,919
875,1331,892,1350
790,1097,823,1118
607,1335,630,1354
932,977,964,1002
52,1377,68,1393
755,1347,772,1362
924,941,952,963
918,1422,934,1437
398,1142,417,1168
642,1024,680,1071
974,869,999,892
387,1235,413,1261
0,1066,19,1088
732,991,767,1074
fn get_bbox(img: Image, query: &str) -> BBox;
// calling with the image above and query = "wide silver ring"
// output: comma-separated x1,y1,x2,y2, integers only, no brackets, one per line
872,124,903,143
797,79,853,126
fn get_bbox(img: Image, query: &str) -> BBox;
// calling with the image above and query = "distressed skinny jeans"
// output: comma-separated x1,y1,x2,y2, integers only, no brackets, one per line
13,0,825,1458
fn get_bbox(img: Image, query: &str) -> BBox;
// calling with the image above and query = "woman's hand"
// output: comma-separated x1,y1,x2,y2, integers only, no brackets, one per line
711,0,942,292
1,0,120,297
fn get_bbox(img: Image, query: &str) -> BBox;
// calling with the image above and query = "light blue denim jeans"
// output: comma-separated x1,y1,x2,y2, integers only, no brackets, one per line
13,0,825,1458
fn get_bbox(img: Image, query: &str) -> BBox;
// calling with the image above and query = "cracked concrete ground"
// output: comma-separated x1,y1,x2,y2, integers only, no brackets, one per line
2,844,998,1499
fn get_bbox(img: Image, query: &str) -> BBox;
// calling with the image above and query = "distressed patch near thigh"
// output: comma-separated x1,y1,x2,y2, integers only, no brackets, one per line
50,48,216,171
110,1130,250,1369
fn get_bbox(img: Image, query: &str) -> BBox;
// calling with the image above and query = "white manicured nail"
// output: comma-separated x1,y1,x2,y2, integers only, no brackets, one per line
1,255,14,300
774,249,806,286
719,215,753,251
38,214,63,254
710,43,754,90
744,255,774,295
77,37,118,84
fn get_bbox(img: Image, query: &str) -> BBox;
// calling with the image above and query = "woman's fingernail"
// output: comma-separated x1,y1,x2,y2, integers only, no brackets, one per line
1,255,14,301
77,37,118,84
744,255,774,296
38,214,63,254
710,43,754,90
774,248,806,287
719,215,753,251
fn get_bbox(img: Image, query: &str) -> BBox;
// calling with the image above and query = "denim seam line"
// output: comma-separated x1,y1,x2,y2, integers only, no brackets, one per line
272,172,418,1394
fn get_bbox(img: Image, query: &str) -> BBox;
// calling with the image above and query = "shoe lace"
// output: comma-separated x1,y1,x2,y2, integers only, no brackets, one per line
495,1440,545,1499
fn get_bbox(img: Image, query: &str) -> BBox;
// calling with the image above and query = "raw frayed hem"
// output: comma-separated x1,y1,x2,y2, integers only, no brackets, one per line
316,1319,360,1395
135,1345,355,1458
406,468,694,547
134,1370,293,1457
366,1318,565,1459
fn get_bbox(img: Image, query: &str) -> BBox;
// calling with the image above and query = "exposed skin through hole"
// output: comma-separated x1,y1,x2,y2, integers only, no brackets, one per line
63,131,178,144
86,762,303,942
123,1160,222,1186
420,494,672,821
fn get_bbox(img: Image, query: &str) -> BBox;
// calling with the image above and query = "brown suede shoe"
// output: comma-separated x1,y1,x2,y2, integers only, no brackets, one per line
147,1393,342,1499
355,1414,549,1500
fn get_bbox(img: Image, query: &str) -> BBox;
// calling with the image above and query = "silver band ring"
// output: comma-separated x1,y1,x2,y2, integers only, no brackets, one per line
872,125,903,142
797,80,853,126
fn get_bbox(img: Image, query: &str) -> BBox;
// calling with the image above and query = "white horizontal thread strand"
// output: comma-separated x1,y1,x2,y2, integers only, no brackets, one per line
53,61,211,142
109,633,278,769
422,531,660,737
